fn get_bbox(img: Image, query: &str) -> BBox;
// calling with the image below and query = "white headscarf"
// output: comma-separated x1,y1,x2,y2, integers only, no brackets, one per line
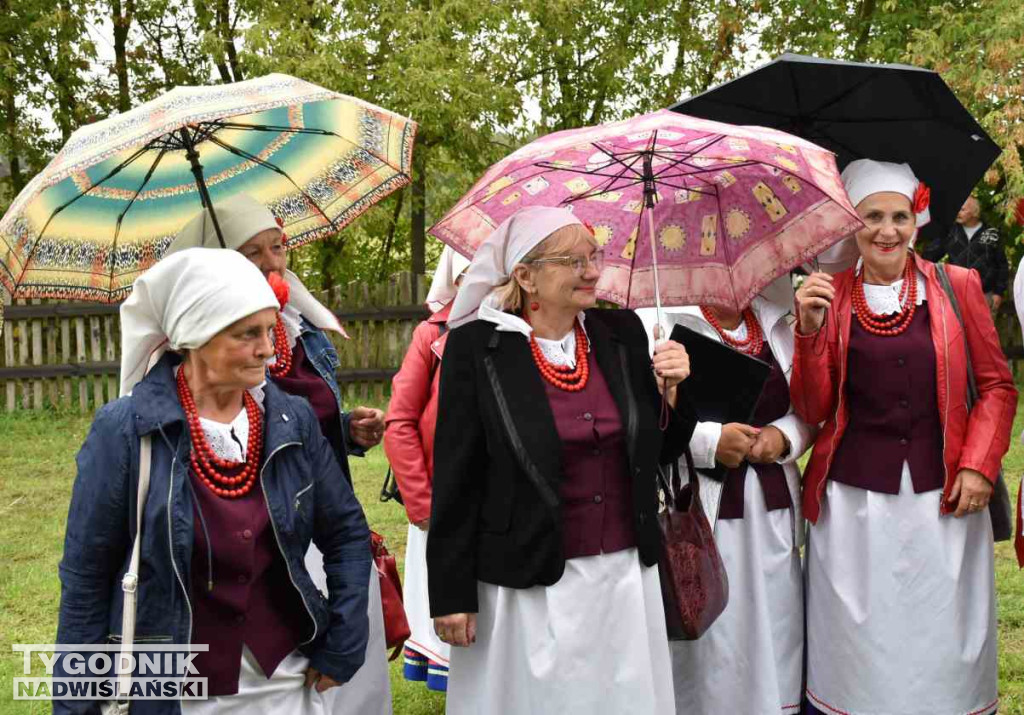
119,248,279,396
426,246,472,313
813,159,930,273
447,206,584,329
165,194,347,337
840,159,930,228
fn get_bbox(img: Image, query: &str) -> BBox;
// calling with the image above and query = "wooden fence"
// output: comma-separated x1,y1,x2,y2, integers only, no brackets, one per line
0,272,430,413
2,271,1024,414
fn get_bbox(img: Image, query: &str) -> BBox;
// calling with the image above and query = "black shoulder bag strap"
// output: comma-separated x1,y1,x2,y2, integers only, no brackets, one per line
934,263,1012,541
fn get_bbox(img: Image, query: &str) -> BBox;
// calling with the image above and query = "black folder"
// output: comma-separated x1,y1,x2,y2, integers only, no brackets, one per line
669,323,771,425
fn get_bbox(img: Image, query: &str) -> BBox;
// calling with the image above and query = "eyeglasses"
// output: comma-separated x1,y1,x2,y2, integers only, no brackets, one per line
527,250,605,276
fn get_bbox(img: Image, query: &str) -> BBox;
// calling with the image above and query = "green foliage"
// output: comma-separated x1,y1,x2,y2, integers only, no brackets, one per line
909,0,1024,230
2,0,1021,284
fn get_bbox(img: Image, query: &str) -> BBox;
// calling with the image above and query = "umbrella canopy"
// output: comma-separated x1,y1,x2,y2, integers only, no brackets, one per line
431,109,861,312
672,53,1001,240
0,73,417,301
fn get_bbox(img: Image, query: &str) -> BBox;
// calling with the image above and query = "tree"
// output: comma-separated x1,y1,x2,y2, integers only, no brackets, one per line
908,0,1024,227
239,0,523,288
756,0,958,64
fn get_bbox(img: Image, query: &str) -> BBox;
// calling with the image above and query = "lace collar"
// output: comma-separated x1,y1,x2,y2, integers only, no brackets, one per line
855,258,927,315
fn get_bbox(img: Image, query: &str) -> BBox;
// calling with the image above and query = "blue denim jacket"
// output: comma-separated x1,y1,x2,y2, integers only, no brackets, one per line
53,353,371,714
296,318,366,470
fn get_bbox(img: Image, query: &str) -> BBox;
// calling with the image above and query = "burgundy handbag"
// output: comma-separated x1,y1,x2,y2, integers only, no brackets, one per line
657,448,729,640
370,531,411,659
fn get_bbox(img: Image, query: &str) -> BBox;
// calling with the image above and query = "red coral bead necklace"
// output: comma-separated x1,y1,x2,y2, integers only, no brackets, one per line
176,366,263,498
700,306,764,356
268,319,293,377
524,314,590,392
852,257,917,337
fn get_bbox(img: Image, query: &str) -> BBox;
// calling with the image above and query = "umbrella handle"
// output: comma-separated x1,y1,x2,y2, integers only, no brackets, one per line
646,203,664,342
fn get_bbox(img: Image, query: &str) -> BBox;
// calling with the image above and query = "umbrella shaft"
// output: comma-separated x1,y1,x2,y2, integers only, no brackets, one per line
646,207,663,337
178,127,226,248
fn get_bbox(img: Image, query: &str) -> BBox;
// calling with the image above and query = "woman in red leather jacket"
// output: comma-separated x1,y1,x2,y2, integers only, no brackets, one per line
792,159,1017,715
383,246,470,692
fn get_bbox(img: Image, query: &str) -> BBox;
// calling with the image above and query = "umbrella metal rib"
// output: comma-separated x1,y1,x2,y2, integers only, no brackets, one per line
204,133,338,231
108,145,171,287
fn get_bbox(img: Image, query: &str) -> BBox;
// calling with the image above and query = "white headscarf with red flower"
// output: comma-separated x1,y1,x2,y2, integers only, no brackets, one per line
841,158,931,228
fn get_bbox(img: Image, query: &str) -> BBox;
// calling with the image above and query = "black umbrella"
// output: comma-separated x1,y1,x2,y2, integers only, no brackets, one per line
671,53,1001,241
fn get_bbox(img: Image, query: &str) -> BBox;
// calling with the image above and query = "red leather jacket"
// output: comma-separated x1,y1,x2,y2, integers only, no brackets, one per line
382,303,451,524
791,255,1017,523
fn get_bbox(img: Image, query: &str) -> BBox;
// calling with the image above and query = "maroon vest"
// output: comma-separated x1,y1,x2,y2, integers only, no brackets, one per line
189,470,311,695
272,341,344,454
718,343,793,520
829,300,945,494
542,359,636,560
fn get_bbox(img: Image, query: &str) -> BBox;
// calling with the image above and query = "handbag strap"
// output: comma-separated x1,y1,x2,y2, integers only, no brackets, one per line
116,434,152,701
659,448,699,510
934,263,980,406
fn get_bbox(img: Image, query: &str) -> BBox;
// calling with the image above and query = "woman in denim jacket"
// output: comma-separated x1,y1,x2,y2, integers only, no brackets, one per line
54,249,372,714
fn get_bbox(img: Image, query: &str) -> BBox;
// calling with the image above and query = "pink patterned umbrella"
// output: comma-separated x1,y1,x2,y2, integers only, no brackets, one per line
430,109,862,314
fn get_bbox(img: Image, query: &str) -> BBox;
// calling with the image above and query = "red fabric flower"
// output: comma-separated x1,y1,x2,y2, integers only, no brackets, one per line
267,271,290,308
912,182,931,214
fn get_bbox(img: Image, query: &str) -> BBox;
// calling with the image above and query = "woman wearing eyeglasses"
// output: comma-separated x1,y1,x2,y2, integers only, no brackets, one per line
427,206,697,715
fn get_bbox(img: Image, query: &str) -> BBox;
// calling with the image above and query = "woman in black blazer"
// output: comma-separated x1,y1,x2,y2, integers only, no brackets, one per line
427,206,697,715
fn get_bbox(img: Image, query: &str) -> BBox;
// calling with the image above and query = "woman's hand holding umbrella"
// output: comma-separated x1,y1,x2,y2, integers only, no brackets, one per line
795,272,835,334
651,325,690,408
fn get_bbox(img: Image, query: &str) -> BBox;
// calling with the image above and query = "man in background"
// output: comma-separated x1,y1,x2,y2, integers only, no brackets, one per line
922,195,1009,310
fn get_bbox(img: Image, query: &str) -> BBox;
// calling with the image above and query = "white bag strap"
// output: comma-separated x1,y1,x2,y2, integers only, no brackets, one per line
116,434,152,703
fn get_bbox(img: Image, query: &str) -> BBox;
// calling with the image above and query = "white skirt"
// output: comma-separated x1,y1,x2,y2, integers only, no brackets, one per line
180,645,339,714
447,548,674,715
302,544,392,715
403,524,451,665
671,467,803,714
806,465,998,715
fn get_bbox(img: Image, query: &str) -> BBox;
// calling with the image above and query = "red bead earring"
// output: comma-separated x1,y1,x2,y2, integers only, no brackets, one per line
530,301,540,312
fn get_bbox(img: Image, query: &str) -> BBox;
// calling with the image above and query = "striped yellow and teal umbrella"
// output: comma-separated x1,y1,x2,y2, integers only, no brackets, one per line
0,73,417,302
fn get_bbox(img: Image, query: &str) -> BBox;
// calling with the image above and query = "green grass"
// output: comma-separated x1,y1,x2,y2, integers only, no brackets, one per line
4,403,1024,713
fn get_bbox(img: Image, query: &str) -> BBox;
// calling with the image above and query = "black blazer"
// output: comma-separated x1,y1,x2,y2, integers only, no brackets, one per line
427,308,697,617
